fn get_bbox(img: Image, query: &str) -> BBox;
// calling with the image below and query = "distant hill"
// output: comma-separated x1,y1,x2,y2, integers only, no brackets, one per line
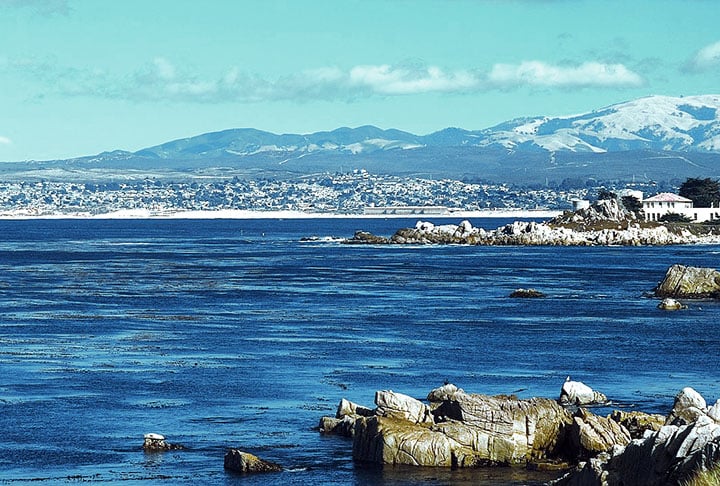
3,95,720,185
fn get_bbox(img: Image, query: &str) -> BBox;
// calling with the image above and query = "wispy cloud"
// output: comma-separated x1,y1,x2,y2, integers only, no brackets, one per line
6,56,645,104
0,136,12,145
488,61,644,88
684,40,720,72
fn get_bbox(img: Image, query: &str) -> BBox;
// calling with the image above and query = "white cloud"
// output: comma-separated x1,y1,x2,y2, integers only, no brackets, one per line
7,56,645,104
348,64,479,94
685,40,720,72
0,136,12,145
153,57,177,81
488,61,644,88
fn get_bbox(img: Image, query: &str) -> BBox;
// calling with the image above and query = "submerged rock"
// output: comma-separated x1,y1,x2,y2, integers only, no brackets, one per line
224,450,283,473
654,264,720,299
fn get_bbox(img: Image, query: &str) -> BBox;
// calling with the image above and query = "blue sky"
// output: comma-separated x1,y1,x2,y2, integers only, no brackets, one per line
1,0,719,161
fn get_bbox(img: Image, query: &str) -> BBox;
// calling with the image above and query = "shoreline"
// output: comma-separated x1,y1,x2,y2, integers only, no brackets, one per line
0,209,562,220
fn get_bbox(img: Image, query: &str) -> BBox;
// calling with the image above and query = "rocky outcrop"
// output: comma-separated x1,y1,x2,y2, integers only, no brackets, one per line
322,384,580,468
321,383,720,485
342,199,720,246
224,450,283,473
555,387,720,486
344,217,715,247
654,264,720,299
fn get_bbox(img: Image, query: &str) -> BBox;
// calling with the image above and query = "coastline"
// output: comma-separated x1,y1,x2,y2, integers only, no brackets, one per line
0,208,562,220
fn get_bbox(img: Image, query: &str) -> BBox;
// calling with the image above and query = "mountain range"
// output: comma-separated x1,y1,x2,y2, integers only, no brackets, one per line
5,94,720,185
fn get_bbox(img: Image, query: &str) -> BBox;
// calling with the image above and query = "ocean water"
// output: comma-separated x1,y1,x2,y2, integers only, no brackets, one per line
0,217,719,485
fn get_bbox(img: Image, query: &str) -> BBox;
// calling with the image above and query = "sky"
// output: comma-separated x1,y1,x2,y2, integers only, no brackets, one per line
1,0,719,161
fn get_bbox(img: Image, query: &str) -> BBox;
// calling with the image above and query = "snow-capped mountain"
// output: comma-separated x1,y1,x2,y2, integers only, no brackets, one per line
129,95,720,161
474,95,720,153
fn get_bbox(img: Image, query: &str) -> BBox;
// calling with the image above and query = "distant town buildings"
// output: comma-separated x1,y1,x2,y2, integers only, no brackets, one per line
0,172,592,217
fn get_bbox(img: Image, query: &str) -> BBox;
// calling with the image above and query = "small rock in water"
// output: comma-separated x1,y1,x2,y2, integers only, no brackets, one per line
559,378,608,407
657,297,687,310
143,433,184,451
509,288,546,298
224,449,283,473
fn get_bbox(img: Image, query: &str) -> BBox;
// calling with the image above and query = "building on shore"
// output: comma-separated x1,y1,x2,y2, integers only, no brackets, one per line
363,205,452,215
643,192,720,222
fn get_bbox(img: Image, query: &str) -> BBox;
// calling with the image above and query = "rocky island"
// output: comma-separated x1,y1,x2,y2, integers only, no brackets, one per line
344,199,720,246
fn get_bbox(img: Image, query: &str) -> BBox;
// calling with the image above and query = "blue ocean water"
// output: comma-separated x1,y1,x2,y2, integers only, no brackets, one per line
0,217,719,485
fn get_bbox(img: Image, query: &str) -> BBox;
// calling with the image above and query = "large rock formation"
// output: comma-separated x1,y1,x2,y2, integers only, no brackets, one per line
654,264,720,299
320,383,610,468
320,383,720,485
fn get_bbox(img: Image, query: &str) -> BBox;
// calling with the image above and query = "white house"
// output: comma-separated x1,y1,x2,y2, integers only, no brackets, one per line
643,192,720,222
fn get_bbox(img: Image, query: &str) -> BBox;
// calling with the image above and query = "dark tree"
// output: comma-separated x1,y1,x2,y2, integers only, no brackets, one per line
597,189,617,200
659,212,693,223
678,177,720,208
621,195,642,213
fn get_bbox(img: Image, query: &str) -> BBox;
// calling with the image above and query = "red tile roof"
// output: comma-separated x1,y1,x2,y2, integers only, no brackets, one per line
643,192,692,203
